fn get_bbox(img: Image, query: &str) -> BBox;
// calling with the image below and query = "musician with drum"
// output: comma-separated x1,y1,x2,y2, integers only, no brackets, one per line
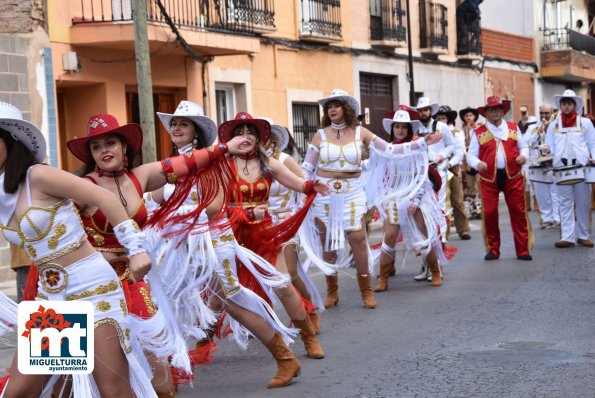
542,89,595,248
526,104,558,229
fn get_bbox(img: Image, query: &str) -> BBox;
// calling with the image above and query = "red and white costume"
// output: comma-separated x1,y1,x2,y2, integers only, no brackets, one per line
467,113,532,257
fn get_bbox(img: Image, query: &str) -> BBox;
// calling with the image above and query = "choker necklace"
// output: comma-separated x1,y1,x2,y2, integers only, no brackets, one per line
237,151,258,175
331,122,347,139
95,166,128,207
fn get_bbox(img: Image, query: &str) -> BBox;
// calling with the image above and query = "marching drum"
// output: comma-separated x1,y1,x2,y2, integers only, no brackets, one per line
553,165,585,185
528,165,553,184
585,164,595,184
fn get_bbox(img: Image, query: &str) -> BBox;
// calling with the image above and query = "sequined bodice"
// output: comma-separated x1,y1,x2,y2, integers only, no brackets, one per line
231,158,272,206
318,127,363,172
79,173,147,251
1,186,87,265
269,152,296,213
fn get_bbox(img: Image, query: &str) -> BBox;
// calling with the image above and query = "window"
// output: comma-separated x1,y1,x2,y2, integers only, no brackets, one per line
215,84,236,124
291,102,320,157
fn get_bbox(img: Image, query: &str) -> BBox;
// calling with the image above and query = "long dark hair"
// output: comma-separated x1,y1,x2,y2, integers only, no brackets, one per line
390,122,414,143
169,120,208,156
321,101,359,128
0,128,36,194
233,123,273,178
76,134,137,177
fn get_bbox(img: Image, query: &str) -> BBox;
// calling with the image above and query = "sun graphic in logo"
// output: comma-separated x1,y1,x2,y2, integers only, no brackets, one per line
333,181,342,190
45,270,61,287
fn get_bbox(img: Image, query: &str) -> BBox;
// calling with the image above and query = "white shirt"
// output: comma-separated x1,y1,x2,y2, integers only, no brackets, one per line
544,115,595,168
418,119,457,163
449,127,466,166
466,120,528,169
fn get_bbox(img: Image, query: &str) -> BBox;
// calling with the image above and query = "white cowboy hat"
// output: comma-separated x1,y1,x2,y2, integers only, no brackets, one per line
157,100,218,146
257,116,288,152
382,110,422,135
0,101,46,163
413,97,440,116
318,89,361,115
554,89,584,116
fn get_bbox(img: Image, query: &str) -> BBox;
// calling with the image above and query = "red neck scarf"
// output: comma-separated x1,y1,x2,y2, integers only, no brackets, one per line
95,166,127,177
561,112,577,128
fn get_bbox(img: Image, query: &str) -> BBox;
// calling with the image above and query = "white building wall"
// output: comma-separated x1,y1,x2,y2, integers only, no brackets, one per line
480,0,534,36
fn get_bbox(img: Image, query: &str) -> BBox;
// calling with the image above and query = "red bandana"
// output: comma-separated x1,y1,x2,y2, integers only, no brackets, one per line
561,112,577,128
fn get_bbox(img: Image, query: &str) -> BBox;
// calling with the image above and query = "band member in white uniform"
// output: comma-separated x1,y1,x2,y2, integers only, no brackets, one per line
543,90,595,248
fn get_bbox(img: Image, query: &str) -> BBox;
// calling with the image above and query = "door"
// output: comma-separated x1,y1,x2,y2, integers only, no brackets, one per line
360,72,395,141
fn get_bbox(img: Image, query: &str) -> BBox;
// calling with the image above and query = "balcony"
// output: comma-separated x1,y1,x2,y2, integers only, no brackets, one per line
419,1,448,56
540,28,595,83
456,9,482,60
299,0,342,43
370,0,407,48
70,0,276,55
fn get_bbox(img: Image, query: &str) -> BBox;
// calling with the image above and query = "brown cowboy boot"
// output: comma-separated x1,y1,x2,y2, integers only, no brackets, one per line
265,332,301,388
356,273,377,309
156,389,176,398
309,311,321,334
324,275,339,308
427,258,443,287
293,316,325,359
374,260,394,292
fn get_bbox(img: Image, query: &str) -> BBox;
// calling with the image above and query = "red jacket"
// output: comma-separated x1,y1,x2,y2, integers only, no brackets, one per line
475,122,522,183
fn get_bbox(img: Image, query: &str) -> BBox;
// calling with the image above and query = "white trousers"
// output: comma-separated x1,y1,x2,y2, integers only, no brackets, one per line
436,169,448,242
533,182,559,224
557,181,592,242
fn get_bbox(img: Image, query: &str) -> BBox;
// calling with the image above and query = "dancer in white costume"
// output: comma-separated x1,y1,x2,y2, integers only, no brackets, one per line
146,102,307,389
264,117,324,333
0,102,157,397
301,89,442,309
373,109,448,291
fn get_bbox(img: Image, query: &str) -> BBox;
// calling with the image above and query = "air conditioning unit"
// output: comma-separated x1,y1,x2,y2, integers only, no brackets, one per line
62,52,79,71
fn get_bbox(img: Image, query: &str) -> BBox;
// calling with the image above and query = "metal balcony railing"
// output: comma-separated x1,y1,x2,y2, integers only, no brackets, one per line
456,14,481,55
542,28,595,56
300,0,342,40
419,0,448,50
370,0,406,42
73,0,276,35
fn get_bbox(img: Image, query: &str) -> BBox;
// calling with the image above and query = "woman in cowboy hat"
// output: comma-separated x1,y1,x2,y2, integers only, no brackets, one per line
264,117,324,335
66,109,248,396
373,109,449,292
217,112,328,362
0,102,157,397
147,105,311,389
301,89,442,309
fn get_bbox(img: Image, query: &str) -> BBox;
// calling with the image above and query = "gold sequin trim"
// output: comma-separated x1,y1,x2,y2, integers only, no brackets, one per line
138,287,157,316
37,292,48,300
350,201,356,226
324,204,329,216
27,245,37,258
222,259,236,288
97,301,111,312
212,234,234,247
85,227,105,246
67,280,119,301
94,318,132,353
191,191,199,204
35,234,88,266
120,299,128,316
47,223,67,250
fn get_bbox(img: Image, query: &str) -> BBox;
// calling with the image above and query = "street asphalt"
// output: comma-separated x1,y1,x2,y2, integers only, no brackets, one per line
1,200,594,397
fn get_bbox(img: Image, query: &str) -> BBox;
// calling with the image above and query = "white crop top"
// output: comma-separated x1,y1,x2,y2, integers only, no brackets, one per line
318,127,363,173
269,152,296,214
0,171,87,265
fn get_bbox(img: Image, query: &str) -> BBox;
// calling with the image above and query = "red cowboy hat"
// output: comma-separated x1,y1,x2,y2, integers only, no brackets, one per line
385,105,421,121
67,114,143,162
477,96,511,117
218,112,271,146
